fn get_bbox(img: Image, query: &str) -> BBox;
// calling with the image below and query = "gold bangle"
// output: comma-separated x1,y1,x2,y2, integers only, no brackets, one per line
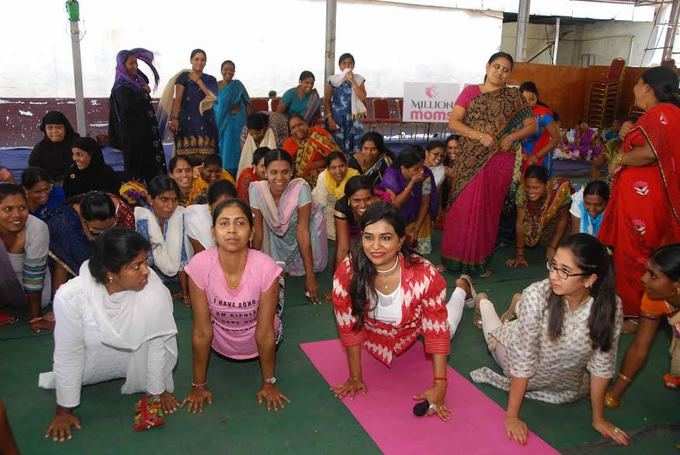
618,372,631,383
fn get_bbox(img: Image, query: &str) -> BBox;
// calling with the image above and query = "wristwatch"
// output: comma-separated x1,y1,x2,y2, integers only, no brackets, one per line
264,376,277,385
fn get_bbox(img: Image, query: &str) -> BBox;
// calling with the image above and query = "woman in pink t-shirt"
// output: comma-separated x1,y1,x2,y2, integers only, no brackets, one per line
183,199,288,413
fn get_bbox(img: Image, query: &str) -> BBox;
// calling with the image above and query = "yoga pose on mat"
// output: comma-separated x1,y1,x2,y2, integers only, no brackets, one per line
331,202,451,421
184,199,288,413
40,229,179,442
463,234,628,445
605,244,680,407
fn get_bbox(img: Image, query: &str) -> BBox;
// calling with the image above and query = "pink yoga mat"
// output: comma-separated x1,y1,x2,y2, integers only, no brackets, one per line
301,339,557,455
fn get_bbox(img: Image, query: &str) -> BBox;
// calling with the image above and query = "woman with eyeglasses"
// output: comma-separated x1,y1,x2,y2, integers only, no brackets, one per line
463,234,627,446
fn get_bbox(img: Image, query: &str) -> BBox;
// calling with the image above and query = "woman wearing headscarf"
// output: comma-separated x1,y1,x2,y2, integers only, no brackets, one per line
29,111,78,182
63,137,121,199
108,48,166,183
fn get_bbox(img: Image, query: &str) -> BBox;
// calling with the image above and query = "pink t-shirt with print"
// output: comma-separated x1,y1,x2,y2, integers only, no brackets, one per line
185,248,283,360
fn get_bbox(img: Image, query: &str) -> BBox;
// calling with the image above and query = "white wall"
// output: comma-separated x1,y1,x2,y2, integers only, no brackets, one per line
578,21,654,67
501,22,579,65
0,0,503,98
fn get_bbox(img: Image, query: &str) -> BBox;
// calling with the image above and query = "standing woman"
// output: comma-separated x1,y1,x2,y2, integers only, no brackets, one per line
63,137,121,199
215,60,250,176
324,53,367,154
312,151,359,241
249,149,327,303
442,52,536,276
348,132,393,187
599,66,680,321
518,81,560,174
29,111,78,183
108,48,166,183
134,175,192,304
162,49,219,162
468,234,627,446
377,146,438,255
184,199,289,414
277,70,321,124
331,202,451,420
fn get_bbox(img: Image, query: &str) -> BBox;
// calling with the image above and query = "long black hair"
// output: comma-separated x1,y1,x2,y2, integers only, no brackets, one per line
344,175,373,199
547,234,618,352
394,145,424,169
651,244,680,282
359,131,394,160
583,180,610,201
641,66,680,108
89,228,151,284
348,202,416,328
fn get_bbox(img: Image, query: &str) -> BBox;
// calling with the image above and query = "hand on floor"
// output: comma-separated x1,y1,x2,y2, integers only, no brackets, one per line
332,377,367,399
256,384,290,412
184,386,213,414
159,392,179,415
45,412,81,442
414,386,450,422
593,419,629,446
505,416,528,445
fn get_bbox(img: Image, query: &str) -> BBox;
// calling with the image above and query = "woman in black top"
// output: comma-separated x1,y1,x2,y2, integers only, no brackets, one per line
63,137,121,199
28,111,78,182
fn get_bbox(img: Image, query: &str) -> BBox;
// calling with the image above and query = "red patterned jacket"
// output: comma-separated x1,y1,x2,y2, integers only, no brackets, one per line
332,254,450,365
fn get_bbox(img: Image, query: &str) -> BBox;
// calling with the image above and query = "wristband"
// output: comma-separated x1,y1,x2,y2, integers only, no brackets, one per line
192,381,207,389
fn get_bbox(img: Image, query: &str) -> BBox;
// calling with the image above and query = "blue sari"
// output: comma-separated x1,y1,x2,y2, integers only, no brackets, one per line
175,72,219,160
47,205,91,275
330,81,364,154
215,80,249,175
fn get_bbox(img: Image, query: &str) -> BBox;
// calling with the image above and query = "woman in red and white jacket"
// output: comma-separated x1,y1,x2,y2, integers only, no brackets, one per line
331,201,451,420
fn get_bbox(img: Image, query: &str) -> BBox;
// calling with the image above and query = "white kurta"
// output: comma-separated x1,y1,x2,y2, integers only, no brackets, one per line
38,262,178,408
185,204,215,250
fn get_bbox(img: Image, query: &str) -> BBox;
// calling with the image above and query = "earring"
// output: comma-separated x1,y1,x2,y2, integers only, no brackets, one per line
107,275,113,283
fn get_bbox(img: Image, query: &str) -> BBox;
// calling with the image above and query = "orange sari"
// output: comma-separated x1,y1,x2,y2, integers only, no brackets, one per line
282,127,340,186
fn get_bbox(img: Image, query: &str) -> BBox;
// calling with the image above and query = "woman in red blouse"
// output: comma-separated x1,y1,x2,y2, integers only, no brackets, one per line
331,202,451,420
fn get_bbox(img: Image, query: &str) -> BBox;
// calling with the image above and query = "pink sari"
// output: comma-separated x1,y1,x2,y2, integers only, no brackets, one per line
442,85,531,274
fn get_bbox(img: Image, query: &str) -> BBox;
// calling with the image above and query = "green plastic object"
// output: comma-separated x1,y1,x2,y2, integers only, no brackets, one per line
65,0,79,22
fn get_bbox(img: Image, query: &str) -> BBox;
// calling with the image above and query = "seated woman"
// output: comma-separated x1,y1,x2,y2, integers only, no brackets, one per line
467,234,627,446
277,70,321,124
507,165,571,268
167,156,198,206
348,132,393,187
190,154,236,204
312,151,359,241
377,145,438,255
0,184,50,328
29,111,78,183
21,167,65,221
236,146,269,204
40,229,179,443
334,175,375,266
63,137,121,199
48,192,120,295
424,141,446,191
331,202,451,420
282,114,340,186
134,175,192,303
519,81,560,174
567,121,604,160
184,199,288,414
570,180,609,236
237,113,277,178
249,149,327,303
186,179,238,254
605,244,680,407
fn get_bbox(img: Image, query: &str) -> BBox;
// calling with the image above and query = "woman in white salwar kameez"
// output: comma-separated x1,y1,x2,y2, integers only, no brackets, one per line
135,175,193,305
41,229,179,442
185,179,237,254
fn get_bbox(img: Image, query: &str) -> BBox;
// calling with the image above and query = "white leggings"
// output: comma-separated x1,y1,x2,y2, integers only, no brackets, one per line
447,289,508,369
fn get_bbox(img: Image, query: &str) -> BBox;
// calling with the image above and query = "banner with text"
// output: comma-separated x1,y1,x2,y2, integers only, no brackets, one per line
402,82,462,123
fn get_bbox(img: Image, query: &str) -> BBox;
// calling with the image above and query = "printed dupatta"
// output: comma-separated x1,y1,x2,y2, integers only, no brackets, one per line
449,87,532,202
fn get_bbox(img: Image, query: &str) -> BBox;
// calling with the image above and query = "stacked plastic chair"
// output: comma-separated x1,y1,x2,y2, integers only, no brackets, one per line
587,58,626,129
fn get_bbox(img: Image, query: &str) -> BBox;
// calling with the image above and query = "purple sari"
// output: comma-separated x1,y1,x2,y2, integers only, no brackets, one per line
377,167,438,225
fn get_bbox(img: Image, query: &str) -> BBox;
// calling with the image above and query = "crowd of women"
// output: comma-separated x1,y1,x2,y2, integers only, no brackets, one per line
0,47,679,450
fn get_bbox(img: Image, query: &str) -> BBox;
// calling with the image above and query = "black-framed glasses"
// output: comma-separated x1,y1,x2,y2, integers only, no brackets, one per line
546,261,591,280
